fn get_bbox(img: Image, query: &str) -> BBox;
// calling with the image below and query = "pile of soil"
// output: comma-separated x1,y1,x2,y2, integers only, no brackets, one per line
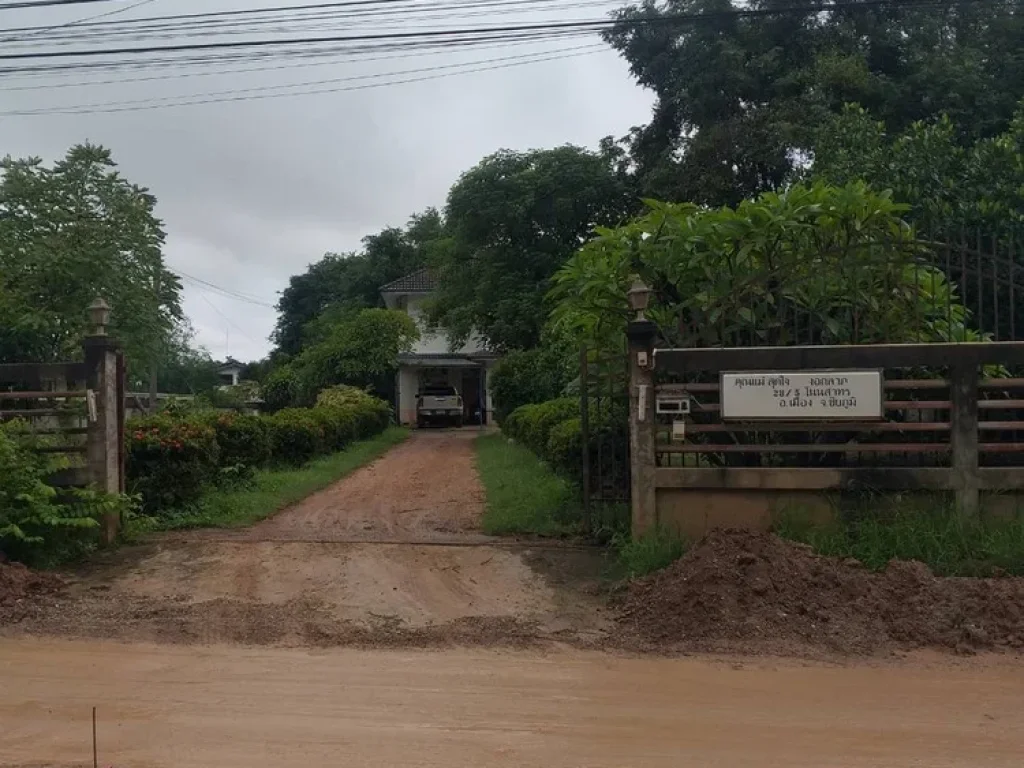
619,529,1024,655
0,561,65,625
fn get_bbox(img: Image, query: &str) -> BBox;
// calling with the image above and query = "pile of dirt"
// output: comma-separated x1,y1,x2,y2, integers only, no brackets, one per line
618,529,1024,655
0,561,65,625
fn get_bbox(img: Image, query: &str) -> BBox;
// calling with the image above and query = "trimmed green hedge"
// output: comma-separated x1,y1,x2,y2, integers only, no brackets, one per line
503,397,628,493
127,394,391,517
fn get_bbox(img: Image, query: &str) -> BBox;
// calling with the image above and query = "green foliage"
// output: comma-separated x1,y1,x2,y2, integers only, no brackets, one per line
262,364,300,412
0,144,182,369
287,308,418,406
273,210,443,356
152,428,408,531
503,398,579,457
315,384,379,410
475,434,580,537
200,412,271,473
126,393,394,517
489,341,575,423
614,527,686,579
430,146,635,350
126,415,220,513
267,408,326,466
552,182,982,351
603,0,1024,206
0,421,134,565
813,103,1024,239
775,498,1024,577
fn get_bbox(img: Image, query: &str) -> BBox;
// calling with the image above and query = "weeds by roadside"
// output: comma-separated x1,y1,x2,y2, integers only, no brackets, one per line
774,494,1024,576
613,527,686,579
133,427,408,532
475,434,580,537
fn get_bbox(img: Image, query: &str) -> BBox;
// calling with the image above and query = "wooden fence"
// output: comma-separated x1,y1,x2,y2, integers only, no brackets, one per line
0,300,125,544
627,333,1024,539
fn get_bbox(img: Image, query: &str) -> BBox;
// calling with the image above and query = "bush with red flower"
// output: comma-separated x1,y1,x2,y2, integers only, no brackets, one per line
126,415,219,513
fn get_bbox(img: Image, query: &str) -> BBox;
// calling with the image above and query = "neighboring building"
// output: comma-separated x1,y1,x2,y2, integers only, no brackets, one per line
217,358,244,387
380,268,499,426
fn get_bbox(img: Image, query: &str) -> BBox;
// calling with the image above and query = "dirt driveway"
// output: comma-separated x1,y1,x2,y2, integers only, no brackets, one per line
6,430,609,646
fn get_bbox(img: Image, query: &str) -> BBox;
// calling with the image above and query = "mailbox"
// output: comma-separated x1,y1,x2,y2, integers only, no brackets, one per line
656,393,691,415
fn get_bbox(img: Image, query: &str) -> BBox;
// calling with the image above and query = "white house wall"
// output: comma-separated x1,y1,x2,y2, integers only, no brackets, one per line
401,296,489,356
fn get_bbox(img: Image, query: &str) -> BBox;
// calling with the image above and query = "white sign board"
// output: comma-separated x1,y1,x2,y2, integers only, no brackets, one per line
720,371,883,421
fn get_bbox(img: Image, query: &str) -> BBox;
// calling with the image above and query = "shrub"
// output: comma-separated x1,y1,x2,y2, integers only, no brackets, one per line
200,412,272,472
490,345,573,423
504,398,578,456
0,421,104,563
126,414,220,514
262,364,300,412
546,417,583,476
315,384,380,410
309,406,358,451
267,408,326,466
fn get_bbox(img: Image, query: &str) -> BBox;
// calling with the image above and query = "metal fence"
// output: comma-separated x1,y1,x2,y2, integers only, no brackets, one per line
578,340,630,536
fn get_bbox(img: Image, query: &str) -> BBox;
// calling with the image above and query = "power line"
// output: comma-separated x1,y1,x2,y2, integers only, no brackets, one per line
0,0,157,44
174,271,277,308
0,0,119,10
193,290,260,347
0,45,601,114
4,44,602,113
0,0,980,61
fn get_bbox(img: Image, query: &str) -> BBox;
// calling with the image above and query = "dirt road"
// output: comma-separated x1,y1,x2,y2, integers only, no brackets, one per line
4,639,1023,768
5,430,609,646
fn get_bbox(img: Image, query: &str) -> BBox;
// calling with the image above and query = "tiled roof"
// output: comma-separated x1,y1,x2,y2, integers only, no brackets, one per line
379,268,437,293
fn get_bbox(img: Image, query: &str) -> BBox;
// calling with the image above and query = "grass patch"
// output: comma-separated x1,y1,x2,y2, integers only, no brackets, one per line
475,433,579,536
775,494,1024,576
614,526,686,579
152,427,408,531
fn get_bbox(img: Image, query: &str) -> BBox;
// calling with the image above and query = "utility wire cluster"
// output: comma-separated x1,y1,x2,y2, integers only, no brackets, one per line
0,0,1000,115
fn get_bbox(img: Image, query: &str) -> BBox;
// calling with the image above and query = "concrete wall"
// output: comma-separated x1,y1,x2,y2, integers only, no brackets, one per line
655,489,835,541
655,488,1024,540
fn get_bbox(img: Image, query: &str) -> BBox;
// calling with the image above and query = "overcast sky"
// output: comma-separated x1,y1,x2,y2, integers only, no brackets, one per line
0,0,654,362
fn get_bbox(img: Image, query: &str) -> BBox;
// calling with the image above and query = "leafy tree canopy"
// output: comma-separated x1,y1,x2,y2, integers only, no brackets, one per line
268,308,418,409
551,182,984,353
273,209,443,356
603,0,1024,206
429,145,635,352
812,102,1024,238
0,144,182,369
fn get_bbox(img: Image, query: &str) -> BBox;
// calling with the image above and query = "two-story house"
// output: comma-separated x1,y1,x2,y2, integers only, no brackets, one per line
380,268,499,426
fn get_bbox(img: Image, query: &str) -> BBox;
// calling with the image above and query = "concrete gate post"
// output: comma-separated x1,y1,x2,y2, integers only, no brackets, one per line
83,298,123,545
626,279,658,537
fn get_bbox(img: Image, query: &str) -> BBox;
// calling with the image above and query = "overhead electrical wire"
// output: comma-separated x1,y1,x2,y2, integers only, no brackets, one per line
0,44,602,115
0,0,120,10
0,0,984,60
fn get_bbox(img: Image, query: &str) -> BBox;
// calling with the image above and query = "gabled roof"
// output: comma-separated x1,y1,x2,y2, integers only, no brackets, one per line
379,268,437,294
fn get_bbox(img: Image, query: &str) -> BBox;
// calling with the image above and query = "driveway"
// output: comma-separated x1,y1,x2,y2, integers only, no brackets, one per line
5,430,609,646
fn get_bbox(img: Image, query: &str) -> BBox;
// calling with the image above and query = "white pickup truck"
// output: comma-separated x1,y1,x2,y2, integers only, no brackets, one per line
416,385,464,428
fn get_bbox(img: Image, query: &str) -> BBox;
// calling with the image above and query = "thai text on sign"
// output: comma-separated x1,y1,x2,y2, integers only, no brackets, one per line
720,371,883,420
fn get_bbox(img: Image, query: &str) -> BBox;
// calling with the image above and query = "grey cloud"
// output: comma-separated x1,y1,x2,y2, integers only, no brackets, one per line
0,2,654,362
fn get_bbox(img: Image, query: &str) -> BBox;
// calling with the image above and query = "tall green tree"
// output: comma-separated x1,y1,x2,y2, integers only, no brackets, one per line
812,103,1024,239
430,145,635,351
604,0,1024,205
273,209,443,355
0,144,181,368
